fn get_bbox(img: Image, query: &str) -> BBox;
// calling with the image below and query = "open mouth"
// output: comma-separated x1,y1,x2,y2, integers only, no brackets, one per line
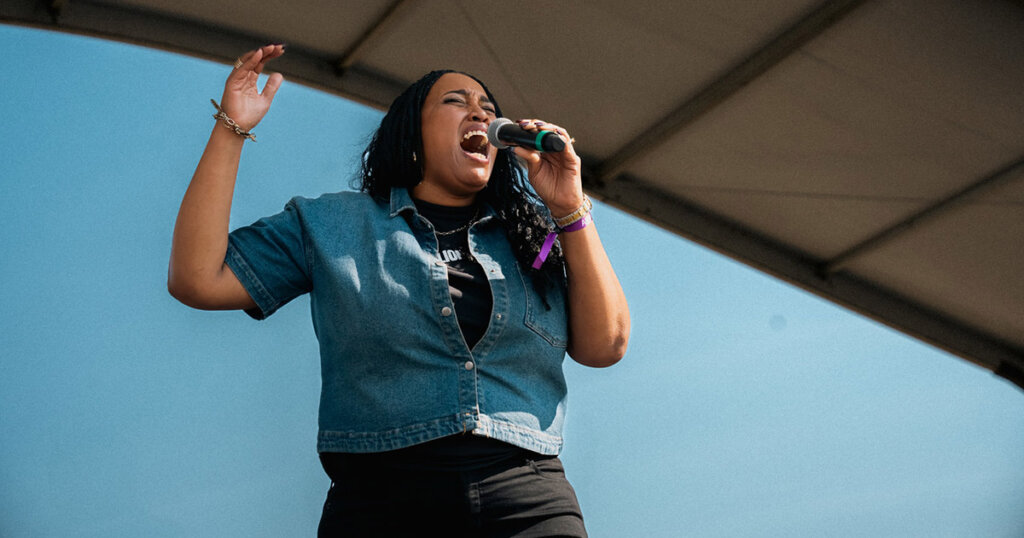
460,130,489,159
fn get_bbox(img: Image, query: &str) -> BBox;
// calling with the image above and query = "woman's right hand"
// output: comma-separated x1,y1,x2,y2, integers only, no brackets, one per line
219,44,286,131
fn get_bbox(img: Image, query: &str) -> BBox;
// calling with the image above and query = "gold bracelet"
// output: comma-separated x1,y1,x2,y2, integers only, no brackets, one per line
553,195,593,228
210,99,256,142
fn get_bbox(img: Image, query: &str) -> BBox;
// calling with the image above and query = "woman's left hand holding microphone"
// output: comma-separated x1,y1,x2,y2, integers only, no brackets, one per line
511,120,585,219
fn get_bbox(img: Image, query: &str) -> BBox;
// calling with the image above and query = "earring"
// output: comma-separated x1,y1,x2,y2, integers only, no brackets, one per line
412,151,417,162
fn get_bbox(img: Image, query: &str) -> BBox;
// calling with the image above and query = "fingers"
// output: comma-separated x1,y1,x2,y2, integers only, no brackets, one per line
231,44,285,76
517,119,552,132
233,48,261,75
517,119,565,135
512,146,541,167
516,118,577,156
262,72,285,101
253,44,285,75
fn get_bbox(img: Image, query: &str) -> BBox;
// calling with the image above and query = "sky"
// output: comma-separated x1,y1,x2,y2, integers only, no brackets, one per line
1,24,1023,537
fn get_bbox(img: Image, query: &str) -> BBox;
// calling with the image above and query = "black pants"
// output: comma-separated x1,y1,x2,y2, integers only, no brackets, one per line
318,436,587,537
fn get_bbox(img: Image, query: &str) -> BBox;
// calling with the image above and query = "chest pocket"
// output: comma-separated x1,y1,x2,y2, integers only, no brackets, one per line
519,267,569,349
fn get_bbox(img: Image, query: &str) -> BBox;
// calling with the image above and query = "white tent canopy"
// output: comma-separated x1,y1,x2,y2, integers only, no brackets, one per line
6,0,1021,388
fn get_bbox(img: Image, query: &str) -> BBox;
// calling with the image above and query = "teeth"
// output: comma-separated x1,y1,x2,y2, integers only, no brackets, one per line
462,130,487,140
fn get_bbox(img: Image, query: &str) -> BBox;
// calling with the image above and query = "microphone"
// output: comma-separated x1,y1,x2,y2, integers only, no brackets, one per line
487,118,566,152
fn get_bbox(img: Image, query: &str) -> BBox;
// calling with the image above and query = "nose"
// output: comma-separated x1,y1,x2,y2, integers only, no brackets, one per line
468,99,490,123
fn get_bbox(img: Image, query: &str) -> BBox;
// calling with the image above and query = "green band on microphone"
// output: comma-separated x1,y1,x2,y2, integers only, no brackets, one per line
534,131,545,151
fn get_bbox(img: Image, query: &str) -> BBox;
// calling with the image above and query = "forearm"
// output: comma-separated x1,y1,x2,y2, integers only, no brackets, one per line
168,125,245,299
510,119,629,365
561,221,630,367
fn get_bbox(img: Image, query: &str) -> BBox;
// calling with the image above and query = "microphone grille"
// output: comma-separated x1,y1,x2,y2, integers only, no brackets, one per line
487,118,514,150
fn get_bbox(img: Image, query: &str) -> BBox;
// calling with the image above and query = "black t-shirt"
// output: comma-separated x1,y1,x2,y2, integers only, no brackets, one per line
413,198,493,350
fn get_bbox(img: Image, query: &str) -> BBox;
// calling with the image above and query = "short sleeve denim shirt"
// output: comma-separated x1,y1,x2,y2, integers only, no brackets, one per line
225,187,569,455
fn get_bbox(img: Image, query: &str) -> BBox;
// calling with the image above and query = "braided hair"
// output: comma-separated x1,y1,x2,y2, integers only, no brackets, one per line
357,70,565,305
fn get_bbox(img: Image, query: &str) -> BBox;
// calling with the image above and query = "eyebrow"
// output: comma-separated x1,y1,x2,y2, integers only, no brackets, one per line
444,89,493,105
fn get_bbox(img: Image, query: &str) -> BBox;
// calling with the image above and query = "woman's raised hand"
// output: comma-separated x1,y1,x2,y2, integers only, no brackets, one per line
219,44,286,131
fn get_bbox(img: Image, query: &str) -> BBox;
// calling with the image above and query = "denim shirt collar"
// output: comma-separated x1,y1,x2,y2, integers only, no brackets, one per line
388,187,497,224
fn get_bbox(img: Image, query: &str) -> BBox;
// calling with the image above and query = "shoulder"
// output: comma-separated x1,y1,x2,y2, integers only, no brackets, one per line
288,190,376,209
286,191,385,220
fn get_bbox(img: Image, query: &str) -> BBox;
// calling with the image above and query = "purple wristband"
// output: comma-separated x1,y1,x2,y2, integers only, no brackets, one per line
560,212,592,233
532,232,558,269
531,212,592,269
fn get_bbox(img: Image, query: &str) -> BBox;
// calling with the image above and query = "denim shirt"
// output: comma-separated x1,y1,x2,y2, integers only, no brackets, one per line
225,187,569,455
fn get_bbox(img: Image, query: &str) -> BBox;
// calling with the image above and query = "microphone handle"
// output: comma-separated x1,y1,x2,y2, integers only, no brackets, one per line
491,119,567,152
523,129,566,152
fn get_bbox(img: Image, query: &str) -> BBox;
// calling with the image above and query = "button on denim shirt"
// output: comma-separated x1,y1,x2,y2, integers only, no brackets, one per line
225,187,569,455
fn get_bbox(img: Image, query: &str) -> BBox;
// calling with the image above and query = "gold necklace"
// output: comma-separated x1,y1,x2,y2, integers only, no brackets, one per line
429,207,480,237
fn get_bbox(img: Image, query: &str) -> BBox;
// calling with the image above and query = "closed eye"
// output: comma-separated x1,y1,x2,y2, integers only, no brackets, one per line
443,90,497,115
444,98,496,116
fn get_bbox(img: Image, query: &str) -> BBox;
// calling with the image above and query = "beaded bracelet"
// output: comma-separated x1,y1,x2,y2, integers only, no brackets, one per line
210,99,257,142
553,195,593,228
532,212,593,269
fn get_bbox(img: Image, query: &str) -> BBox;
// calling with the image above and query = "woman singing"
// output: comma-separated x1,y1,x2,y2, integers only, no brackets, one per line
169,44,629,537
